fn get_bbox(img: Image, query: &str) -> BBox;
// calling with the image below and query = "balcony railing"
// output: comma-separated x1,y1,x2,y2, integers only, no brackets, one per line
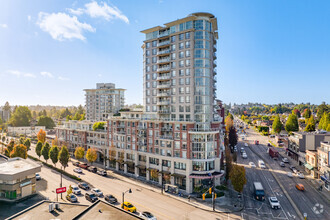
158,40,170,47
159,31,169,38
189,128,220,132
159,135,173,140
157,75,171,81
157,100,170,105
161,127,173,131
158,110,170,114
157,66,170,72
157,58,170,64
157,83,170,89
157,92,170,97
157,50,170,55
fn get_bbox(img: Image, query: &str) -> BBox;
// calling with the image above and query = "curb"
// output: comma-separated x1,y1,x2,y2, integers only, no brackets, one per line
249,146,304,220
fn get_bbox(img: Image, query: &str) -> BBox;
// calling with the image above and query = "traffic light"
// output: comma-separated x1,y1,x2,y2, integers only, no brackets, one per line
215,193,217,199
209,187,212,194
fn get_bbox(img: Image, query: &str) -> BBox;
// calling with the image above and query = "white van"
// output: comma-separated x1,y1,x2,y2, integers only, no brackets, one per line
258,160,266,169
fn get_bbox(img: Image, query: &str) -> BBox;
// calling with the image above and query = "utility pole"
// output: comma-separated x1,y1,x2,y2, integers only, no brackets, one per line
60,166,63,199
212,176,215,211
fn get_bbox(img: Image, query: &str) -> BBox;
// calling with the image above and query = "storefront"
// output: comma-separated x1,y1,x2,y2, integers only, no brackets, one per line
172,173,186,190
190,171,223,192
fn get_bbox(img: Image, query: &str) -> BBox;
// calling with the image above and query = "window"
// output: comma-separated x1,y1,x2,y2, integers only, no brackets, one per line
146,98,150,104
171,79,176,86
146,42,150,48
179,33,184,40
171,62,176,68
171,35,176,42
146,74,150,80
146,50,150,56
152,65,157,71
179,87,184,94
185,106,190,112
171,70,176,77
146,82,150,88
152,73,157,79
185,59,190,67
152,40,157,47
179,69,184,76
185,50,190,57
179,78,184,85
185,68,190,75
152,48,157,55
185,32,190,39
174,162,186,170
179,105,184,112
152,81,157,88
179,42,184,50
186,96,190,103
185,77,190,85
171,53,176,60
185,87,190,94
152,57,157,63
185,41,190,48
179,96,184,103
171,88,176,95
146,58,150,64
179,60,184,67
171,97,176,104
171,105,176,112
171,44,176,51
179,51,184,59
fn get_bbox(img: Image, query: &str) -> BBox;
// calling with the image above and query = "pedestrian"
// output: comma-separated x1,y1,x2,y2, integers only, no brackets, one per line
188,195,191,202
320,185,323,191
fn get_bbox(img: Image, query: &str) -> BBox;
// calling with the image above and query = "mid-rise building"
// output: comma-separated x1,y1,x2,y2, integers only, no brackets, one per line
317,141,330,190
84,83,125,121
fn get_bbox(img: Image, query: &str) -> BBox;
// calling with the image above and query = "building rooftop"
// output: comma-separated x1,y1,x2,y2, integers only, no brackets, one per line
0,157,41,177
7,200,142,220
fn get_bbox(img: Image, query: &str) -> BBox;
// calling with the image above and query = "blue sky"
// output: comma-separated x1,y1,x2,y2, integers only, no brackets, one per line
0,0,329,106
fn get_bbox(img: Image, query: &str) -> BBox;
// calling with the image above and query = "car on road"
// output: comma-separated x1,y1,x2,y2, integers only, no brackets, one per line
139,211,157,220
242,153,247,159
298,172,305,179
249,162,256,168
66,194,78,203
290,166,298,173
105,194,117,204
244,143,248,147
91,188,103,197
97,169,107,176
35,173,41,181
282,158,289,163
79,163,89,169
88,166,97,173
233,146,237,152
71,185,81,195
280,162,285,167
73,168,83,173
258,160,266,169
121,202,137,213
85,192,98,202
78,182,90,190
287,172,293,177
268,197,281,209
73,161,80,166
295,184,305,191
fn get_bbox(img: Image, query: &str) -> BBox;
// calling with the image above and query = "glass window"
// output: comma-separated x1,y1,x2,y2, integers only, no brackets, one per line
185,60,190,67
179,33,184,40
179,78,184,85
171,70,176,77
152,57,157,63
179,51,184,59
185,78,190,85
146,58,150,64
146,82,150,88
152,73,157,79
179,96,184,103
179,105,184,112
186,96,190,103
146,42,151,49
179,87,184,94
179,60,184,67
171,53,176,60
146,50,150,56
146,66,150,72
185,68,190,75
152,40,157,47
179,43,184,50
185,32,190,39
185,41,190,48
171,62,176,68
179,69,184,76
171,35,176,42
194,20,203,30
171,79,176,86
152,81,157,88
152,48,157,55
186,106,190,112
171,44,176,51
172,88,176,95
185,50,190,57
146,74,150,80
186,86,190,94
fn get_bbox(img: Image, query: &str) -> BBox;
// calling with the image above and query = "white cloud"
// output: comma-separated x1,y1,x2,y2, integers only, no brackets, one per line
68,1,129,24
37,12,95,41
7,70,36,78
0,24,8,28
97,74,102,77
27,15,31,21
40,71,53,78
58,76,70,81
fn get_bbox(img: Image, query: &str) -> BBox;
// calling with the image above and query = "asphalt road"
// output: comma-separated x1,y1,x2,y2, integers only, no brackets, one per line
236,119,330,220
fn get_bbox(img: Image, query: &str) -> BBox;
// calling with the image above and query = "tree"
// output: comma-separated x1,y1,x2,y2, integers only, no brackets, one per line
1,136,5,142
19,136,25,144
292,109,301,118
109,144,116,164
272,115,282,134
305,115,316,132
86,148,97,164
317,102,329,120
228,126,238,148
24,138,31,151
232,152,237,163
37,116,55,129
319,112,330,130
37,129,46,143
41,142,51,163
74,146,85,160
150,169,159,181
49,145,59,166
302,108,311,119
58,145,70,170
92,122,105,131
9,106,32,126
60,108,72,119
285,113,299,133
225,115,234,132
10,144,28,159
225,145,232,183
32,111,37,119
5,140,15,156
35,141,43,159
52,137,59,147
67,185,73,195
229,165,247,193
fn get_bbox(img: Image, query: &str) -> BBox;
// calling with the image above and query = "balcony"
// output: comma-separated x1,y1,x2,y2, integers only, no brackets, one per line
213,46,217,52
157,58,170,64
158,40,170,47
156,75,171,81
157,100,170,105
157,83,170,89
158,109,170,114
159,31,169,38
213,61,217,67
117,124,126,128
161,127,173,131
189,127,219,134
157,50,170,56
157,92,170,97
159,135,173,140
157,66,170,72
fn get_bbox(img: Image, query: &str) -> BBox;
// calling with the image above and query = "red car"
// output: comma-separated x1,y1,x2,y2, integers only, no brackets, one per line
79,163,89,169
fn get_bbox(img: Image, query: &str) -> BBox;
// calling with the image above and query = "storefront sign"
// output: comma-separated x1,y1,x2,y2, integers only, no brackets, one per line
20,180,31,187
56,187,66,194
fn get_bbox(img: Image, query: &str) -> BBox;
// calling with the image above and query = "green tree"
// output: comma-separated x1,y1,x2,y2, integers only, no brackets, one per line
228,126,238,147
272,115,282,134
60,108,72,119
285,113,299,133
302,108,311,119
92,122,105,131
72,112,82,121
229,164,247,193
41,142,51,163
74,146,85,160
317,102,329,120
49,145,59,166
5,140,15,156
1,136,5,142
37,116,55,129
23,138,31,151
67,185,73,195
305,115,316,132
225,140,232,183
58,145,70,170
35,141,43,159
19,136,25,144
10,144,28,159
86,148,97,164
9,106,32,126
327,124,330,132
319,112,330,130
292,109,301,118
150,169,159,182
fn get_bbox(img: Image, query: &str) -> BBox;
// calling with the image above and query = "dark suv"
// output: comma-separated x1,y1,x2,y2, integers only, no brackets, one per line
85,192,98,202
88,166,97,173
78,182,90,190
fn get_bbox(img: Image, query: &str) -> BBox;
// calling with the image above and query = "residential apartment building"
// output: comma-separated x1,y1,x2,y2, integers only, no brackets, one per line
317,141,330,190
55,13,224,194
84,83,125,121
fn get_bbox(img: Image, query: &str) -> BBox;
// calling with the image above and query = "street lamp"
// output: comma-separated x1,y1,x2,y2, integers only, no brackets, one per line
122,188,132,204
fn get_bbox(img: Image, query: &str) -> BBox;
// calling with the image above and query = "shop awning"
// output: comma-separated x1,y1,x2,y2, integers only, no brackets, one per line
171,173,186,178
304,163,314,170
160,170,171,175
136,164,146,169
189,171,224,179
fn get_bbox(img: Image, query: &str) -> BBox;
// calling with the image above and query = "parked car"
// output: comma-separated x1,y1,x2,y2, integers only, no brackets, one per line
35,173,41,181
71,185,81,195
282,158,289,163
139,211,157,220
79,163,89,169
244,143,248,147
73,161,80,166
104,194,117,204
66,194,77,203
249,162,256,168
91,188,103,197
290,166,298,173
121,202,136,213
298,172,305,179
280,162,285,167
85,192,98,202
268,197,281,209
287,172,293,178
73,168,83,173
78,182,89,190
242,153,247,159
97,170,107,176
258,160,266,169
88,166,97,173
295,184,305,191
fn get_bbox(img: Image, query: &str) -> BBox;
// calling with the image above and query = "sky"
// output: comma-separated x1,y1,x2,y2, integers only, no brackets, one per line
0,0,329,106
